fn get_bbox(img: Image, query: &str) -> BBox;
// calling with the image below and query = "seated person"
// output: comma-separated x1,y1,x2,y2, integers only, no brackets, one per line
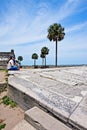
7,56,19,70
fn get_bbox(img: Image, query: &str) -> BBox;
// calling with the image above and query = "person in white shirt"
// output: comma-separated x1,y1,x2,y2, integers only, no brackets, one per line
7,56,19,70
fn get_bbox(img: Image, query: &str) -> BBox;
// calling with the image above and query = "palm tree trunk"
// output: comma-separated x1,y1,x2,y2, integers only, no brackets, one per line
55,40,58,67
34,59,36,67
42,58,44,66
45,56,46,67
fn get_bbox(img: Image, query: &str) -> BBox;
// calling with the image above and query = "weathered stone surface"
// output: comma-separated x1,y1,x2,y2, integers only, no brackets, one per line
8,66,87,129
69,94,87,130
12,119,36,130
25,106,72,130
8,75,77,121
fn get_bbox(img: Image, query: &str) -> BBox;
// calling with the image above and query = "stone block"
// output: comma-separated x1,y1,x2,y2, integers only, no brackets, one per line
25,106,72,130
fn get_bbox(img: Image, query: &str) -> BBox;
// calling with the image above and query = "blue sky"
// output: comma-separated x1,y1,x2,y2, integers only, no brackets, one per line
0,0,87,65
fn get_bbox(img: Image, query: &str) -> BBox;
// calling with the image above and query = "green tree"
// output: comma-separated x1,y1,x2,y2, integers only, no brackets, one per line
41,47,49,66
40,53,45,66
47,23,65,67
32,53,38,67
17,56,23,65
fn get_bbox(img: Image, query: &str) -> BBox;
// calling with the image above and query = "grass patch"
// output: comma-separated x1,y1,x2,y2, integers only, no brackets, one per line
0,123,6,130
2,96,17,108
4,69,9,77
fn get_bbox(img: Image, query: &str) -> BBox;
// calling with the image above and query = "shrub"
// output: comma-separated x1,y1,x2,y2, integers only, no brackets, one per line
0,123,6,130
2,96,17,108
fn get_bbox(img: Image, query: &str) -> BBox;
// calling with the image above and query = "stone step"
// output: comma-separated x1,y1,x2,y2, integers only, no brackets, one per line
25,106,72,130
12,119,36,130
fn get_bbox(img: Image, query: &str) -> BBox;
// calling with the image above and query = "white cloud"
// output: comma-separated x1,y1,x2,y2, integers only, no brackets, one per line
0,0,82,46
52,0,80,21
66,21,87,33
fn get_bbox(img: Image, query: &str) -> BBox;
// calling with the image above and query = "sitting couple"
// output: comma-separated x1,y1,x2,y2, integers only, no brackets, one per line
7,56,20,70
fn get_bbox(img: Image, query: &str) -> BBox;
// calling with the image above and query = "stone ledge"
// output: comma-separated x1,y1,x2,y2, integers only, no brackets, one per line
8,67,87,130
8,77,76,122
25,106,72,130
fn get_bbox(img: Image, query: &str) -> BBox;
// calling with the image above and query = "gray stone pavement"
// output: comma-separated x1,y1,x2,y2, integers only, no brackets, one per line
8,66,87,130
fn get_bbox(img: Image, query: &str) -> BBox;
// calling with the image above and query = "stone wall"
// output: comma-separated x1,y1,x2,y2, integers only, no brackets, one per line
0,49,15,69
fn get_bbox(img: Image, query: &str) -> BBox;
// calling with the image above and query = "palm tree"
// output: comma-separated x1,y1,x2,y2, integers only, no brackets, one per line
17,56,23,65
40,53,45,66
32,53,38,67
41,47,49,66
47,23,65,67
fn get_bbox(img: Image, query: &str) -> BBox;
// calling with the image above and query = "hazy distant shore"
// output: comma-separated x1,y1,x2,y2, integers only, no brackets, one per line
21,64,87,69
